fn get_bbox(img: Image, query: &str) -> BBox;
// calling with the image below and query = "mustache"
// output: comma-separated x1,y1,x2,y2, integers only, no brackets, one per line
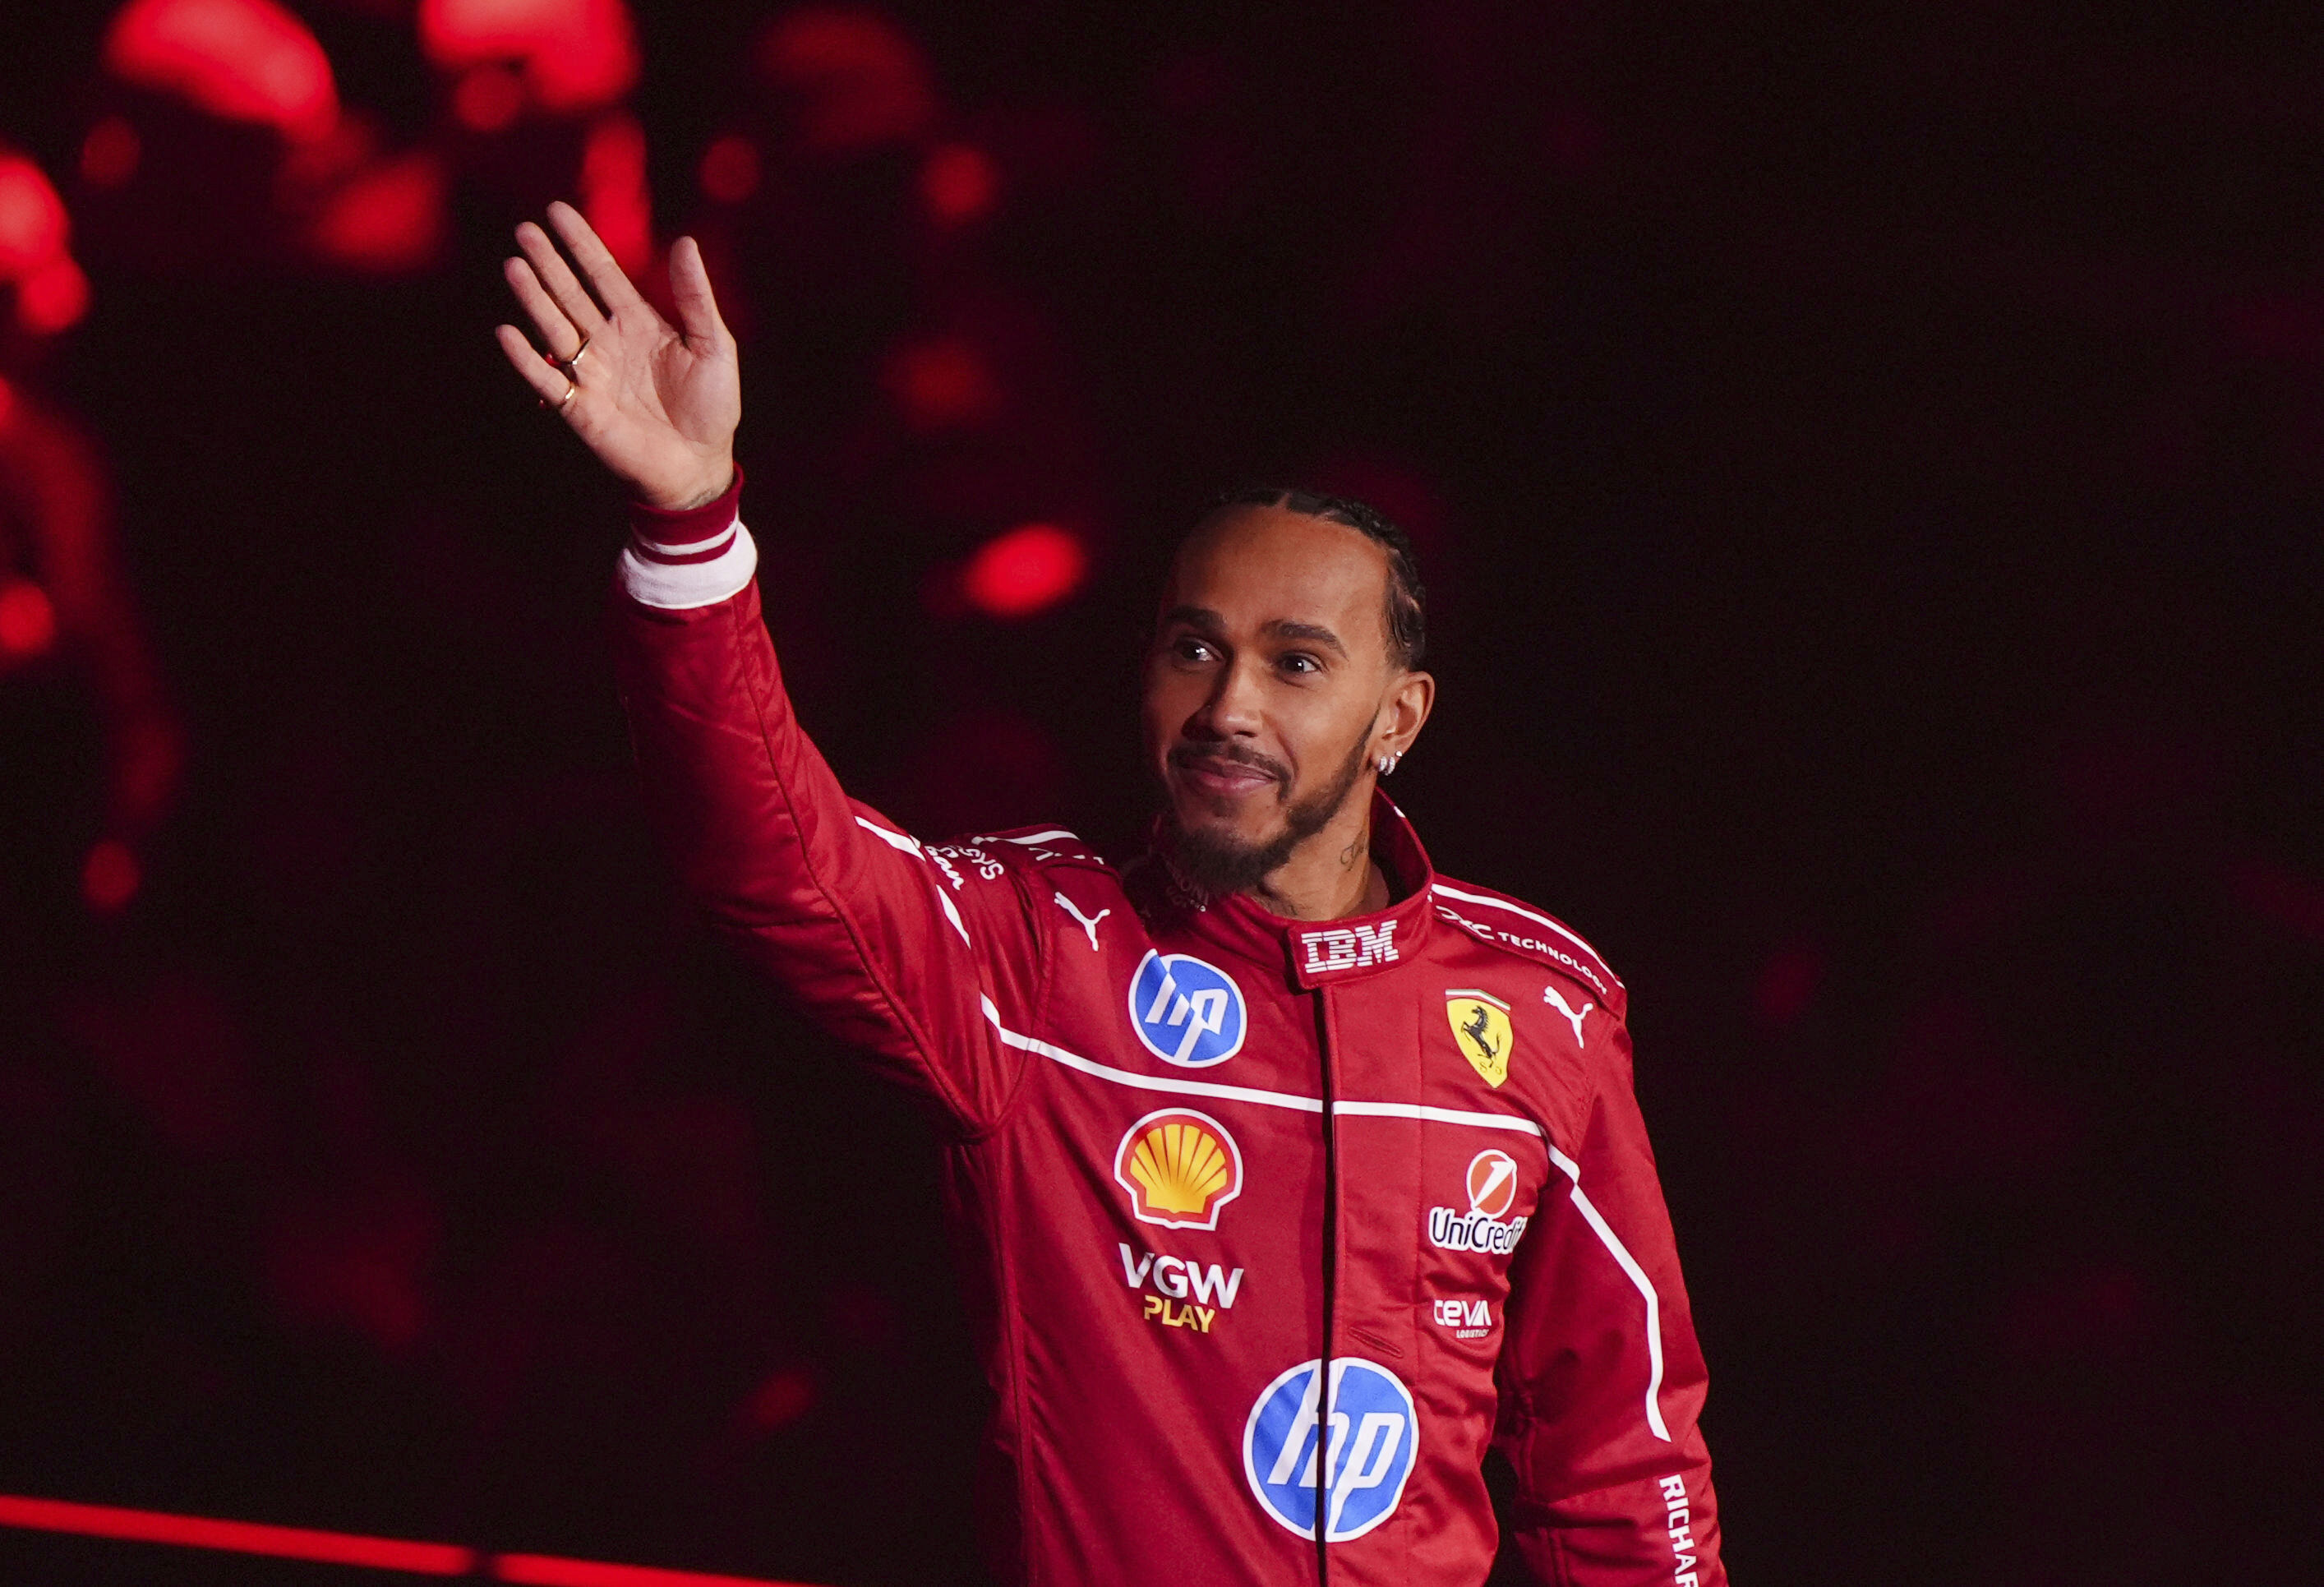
1169,744,1289,784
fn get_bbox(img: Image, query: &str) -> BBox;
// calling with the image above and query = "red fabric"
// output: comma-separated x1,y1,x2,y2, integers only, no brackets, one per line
625,465,743,548
609,566,1726,1587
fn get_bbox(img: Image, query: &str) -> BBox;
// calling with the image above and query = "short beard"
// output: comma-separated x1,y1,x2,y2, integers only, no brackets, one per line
1160,732,1372,904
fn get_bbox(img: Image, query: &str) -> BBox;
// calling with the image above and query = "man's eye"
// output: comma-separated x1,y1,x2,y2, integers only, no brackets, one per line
1279,653,1321,675
1172,637,1215,662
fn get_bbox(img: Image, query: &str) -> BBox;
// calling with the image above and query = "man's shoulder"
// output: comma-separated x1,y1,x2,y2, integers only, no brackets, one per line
931,826,1115,877
1425,873,1627,1015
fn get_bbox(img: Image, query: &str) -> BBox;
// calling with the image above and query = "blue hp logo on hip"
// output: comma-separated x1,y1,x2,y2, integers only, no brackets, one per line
1243,1358,1418,1542
1127,950,1247,1068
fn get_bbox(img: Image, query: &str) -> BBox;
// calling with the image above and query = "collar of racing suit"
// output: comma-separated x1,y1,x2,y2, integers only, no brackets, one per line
1136,788,1439,993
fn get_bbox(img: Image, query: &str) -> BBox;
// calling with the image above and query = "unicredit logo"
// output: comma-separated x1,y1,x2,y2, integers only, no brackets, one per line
1427,1148,1528,1253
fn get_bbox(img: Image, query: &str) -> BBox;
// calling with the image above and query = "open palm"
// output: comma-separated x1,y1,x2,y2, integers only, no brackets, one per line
495,202,739,510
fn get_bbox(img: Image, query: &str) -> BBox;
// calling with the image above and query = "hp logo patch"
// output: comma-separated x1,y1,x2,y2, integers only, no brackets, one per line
1242,1358,1418,1542
1127,950,1247,1068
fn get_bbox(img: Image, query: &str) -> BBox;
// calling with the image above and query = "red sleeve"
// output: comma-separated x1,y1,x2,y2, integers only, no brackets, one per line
606,485,1045,1132
1494,1019,1727,1585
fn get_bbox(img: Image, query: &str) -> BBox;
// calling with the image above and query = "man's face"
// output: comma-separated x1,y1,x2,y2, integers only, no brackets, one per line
1143,505,1402,889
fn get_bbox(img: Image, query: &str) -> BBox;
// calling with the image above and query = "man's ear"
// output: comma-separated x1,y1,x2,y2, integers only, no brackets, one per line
1382,669,1435,757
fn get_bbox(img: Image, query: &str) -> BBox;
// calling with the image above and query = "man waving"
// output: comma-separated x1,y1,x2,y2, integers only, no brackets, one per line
498,203,1727,1587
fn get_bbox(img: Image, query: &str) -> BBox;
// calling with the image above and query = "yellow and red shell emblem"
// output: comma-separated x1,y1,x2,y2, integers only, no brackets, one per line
1113,1108,1244,1230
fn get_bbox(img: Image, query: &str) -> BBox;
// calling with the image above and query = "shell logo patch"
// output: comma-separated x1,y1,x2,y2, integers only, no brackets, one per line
1445,990,1513,1087
1114,1108,1245,1230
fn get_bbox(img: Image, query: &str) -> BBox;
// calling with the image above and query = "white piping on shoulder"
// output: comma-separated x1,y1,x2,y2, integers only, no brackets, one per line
1547,1144,1672,1442
1429,882,1620,986
998,830,1077,847
618,519,758,610
854,816,970,947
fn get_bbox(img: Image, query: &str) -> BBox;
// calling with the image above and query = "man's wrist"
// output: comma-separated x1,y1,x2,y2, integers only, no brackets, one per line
627,464,743,547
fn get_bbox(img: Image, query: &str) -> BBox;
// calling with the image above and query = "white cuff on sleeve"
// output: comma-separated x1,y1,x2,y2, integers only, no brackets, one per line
617,520,759,610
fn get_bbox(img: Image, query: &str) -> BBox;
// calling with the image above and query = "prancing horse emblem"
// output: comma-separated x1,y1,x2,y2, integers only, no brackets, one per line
1444,990,1514,1088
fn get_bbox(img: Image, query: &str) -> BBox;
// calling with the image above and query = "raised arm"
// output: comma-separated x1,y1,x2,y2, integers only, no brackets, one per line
495,206,1044,1129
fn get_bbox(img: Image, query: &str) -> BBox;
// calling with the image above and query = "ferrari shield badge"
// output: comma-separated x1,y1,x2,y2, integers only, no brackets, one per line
1445,990,1514,1087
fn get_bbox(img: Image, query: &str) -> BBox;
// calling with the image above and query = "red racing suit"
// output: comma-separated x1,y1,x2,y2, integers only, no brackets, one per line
608,477,1727,1587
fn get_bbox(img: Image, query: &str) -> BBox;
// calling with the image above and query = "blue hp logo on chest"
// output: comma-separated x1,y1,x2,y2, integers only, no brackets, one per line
1243,1357,1418,1542
1126,950,1247,1068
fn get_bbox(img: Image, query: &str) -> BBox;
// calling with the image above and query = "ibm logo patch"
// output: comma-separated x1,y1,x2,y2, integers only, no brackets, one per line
1299,921,1399,976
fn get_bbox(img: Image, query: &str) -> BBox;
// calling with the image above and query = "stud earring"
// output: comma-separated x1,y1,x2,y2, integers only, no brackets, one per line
1376,752,1399,776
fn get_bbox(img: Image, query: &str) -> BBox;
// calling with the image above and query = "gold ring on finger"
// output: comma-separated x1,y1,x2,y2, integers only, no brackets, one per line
559,335,590,376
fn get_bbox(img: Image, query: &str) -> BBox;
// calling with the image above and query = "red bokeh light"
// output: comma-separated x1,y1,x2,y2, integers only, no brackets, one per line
884,334,1001,431
450,64,526,131
104,0,340,143
80,117,143,187
17,256,91,334
0,579,58,658
920,143,998,225
756,7,936,154
0,155,68,274
738,1365,818,1433
698,134,759,204
579,112,651,276
417,0,639,114
961,524,1086,618
308,152,448,274
1752,940,1824,1031
82,839,141,914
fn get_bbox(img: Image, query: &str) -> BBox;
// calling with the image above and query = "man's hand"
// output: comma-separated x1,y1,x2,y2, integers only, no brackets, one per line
495,202,739,511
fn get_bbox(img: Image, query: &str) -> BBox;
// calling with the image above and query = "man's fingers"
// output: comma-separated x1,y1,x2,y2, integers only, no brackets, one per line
514,220,608,337
503,257,585,360
544,200,648,316
495,324,576,408
666,236,732,351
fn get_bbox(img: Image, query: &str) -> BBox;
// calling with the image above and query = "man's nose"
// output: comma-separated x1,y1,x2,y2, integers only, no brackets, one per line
1190,655,1266,739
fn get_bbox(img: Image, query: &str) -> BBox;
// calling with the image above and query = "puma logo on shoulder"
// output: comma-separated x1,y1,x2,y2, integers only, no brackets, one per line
1542,985,1594,1047
1054,893,1110,951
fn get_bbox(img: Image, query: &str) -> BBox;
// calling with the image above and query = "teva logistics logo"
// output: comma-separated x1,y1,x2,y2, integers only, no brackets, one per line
1428,1147,1529,1254
1243,1358,1418,1542
1114,1109,1244,1231
1127,950,1247,1067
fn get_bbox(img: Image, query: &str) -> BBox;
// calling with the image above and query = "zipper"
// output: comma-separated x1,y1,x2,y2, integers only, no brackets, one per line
1313,986,1340,1586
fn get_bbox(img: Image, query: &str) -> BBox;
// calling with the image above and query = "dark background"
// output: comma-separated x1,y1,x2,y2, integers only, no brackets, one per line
4,2,2322,1583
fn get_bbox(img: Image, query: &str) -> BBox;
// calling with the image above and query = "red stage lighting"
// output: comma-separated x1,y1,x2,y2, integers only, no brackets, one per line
755,8,936,155
309,152,448,274
81,839,142,914
920,143,998,225
452,64,528,131
0,578,58,659
0,155,68,274
0,1493,820,1585
418,0,639,115
580,112,652,276
699,134,760,204
81,117,143,187
103,0,340,142
884,334,1001,431
961,524,1086,618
